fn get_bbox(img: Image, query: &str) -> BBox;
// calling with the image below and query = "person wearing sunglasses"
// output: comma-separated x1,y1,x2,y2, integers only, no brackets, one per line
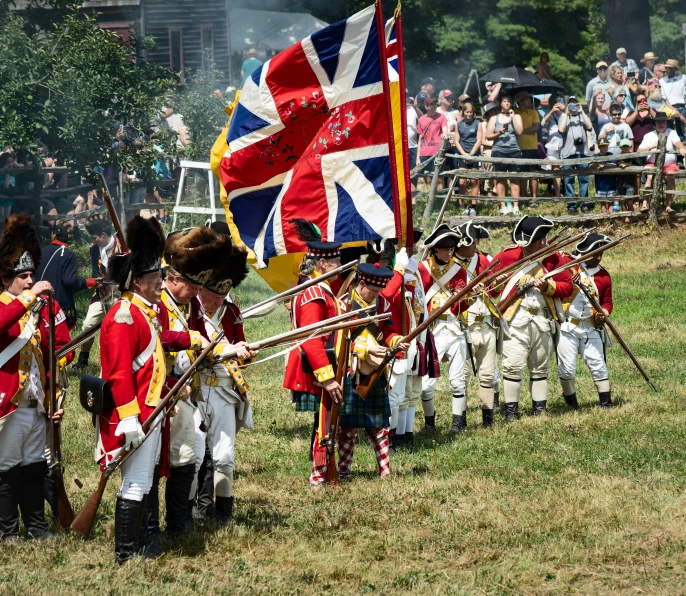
598,103,634,155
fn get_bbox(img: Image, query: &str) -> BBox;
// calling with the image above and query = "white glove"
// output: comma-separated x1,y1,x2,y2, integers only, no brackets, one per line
395,247,410,269
115,416,146,450
406,255,418,274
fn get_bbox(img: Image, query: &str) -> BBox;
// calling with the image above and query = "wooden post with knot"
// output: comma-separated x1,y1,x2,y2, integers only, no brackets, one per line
648,133,667,227
421,139,449,228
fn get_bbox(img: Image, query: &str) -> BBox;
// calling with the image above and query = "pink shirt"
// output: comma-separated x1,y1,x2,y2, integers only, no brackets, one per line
417,113,447,156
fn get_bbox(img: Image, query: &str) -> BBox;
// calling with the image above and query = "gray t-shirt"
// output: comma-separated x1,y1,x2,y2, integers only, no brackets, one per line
560,115,591,158
493,114,520,153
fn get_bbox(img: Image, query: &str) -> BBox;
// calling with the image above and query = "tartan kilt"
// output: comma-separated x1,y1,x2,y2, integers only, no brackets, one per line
293,391,321,413
339,373,390,430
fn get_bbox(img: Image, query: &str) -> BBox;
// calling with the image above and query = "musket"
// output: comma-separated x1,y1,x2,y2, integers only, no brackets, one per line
324,327,351,485
355,259,500,399
55,324,101,360
497,234,630,314
70,330,226,538
99,173,128,252
420,175,459,261
575,281,658,392
46,291,75,529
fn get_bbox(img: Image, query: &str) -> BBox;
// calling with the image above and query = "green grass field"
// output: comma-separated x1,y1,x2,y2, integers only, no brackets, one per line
1,225,685,594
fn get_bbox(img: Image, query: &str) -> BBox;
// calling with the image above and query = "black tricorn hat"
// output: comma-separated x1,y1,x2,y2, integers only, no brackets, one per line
366,238,396,268
108,216,165,291
512,215,554,247
573,232,612,256
0,214,41,278
424,224,460,249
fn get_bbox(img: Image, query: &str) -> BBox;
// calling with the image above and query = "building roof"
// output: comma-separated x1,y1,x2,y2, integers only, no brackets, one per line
230,9,328,53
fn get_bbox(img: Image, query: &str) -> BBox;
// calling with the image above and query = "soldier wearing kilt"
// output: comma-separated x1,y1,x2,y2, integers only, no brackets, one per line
337,263,409,480
0,215,73,541
282,220,345,485
557,233,615,409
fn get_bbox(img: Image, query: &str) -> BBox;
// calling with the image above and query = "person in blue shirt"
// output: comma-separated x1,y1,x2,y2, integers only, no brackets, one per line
241,48,263,86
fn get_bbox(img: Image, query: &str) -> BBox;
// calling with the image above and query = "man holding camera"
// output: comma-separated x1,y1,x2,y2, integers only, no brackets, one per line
557,97,593,213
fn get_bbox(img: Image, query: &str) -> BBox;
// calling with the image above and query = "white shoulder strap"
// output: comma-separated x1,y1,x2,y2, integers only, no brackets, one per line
425,262,460,303
502,260,539,299
132,316,158,372
0,316,37,370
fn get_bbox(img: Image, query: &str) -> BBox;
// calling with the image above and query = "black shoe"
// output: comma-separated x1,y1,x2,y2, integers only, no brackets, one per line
532,400,547,416
564,393,579,410
450,414,465,434
462,409,467,428
405,432,414,453
504,402,519,423
482,408,494,428
165,464,195,538
138,475,162,558
72,351,90,371
195,447,215,519
309,413,318,462
395,434,407,451
19,462,51,540
115,497,144,565
0,465,20,540
215,496,233,522
424,415,437,432
599,391,614,409
493,391,500,410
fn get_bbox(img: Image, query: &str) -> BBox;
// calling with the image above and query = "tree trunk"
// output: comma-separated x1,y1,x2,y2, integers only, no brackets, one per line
607,0,652,63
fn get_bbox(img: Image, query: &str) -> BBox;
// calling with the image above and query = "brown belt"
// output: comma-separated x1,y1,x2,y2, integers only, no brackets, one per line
569,317,595,327
20,399,38,409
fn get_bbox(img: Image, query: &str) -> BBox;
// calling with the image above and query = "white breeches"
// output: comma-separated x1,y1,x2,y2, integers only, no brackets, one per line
0,408,46,472
388,369,408,410
118,423,161,502
557,327,608,381
502,320,553,381
464,322,498,388
202,388,237,498
421,329,467,397
170,399,198,468
400,374,422,410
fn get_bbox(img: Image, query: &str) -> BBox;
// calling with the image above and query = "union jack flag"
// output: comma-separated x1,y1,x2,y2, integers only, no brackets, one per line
220,5,404,267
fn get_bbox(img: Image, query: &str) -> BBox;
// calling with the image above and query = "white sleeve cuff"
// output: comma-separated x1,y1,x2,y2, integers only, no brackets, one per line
115,415,140,437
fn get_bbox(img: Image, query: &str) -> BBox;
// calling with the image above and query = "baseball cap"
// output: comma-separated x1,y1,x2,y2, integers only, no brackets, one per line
616,47,627,54
597,139,609,146
596,61,608,69
424,96,437,106
458,93,470,102
439,89,454,98
619,138,632,147
422,77,436,86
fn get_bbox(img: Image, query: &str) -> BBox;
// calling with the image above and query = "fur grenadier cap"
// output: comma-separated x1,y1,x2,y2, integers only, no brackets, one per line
290,218,342,259
573,232,612,256
357,262,394,287
0,214,41,278
164,226,233,286
108,216,165,292
512,215,554,247
424,224,460,249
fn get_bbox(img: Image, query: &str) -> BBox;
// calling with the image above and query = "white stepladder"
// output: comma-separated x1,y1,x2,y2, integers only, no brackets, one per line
171,160,226,230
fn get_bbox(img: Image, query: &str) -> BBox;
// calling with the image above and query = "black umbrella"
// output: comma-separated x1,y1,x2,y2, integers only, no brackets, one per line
480,66,542,86
508,78,566,96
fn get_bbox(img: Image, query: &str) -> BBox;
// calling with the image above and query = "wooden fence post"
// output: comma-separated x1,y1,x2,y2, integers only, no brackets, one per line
421,139,449,228
648,133,667,227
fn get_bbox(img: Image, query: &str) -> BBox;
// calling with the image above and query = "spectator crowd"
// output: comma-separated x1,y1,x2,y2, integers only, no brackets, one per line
408,47,686,220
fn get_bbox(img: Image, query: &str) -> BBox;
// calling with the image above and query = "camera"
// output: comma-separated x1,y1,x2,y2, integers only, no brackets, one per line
574,137,584,147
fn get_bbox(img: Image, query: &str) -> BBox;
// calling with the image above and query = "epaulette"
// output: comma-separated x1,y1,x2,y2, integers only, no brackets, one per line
301,284,327,305
380,296,390,311
224,301,244,325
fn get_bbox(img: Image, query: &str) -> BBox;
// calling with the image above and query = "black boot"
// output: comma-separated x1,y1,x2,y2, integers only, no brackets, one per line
215,496,233,522
44,474,59,522
72,351,90,371
388,430,398,456
395,434,407,452
0,465,20,541
493,391,500,410
309,413,318,461
115,497,144,564
194,447,215,520
599,391,613,409
137,474,162,558
462,408,468,429
564,393,579,410
482,408,494,428
424,415,437,432
504,402,519,423
450,414,465,434
165,464,195,538
532,400,547,416
18,462,51,540
405,432,414,453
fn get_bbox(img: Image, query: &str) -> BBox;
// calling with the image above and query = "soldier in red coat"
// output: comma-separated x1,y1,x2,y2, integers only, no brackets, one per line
417,224,472,434
0,215,73,541
95,216,168,563
493,216,573,420
557,233,615,409
283,219,345,486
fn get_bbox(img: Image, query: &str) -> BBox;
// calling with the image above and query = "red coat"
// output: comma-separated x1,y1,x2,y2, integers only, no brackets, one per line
493,246,573,300
0,290,73,419
562,262,614,316
284,281,341,394
97,294,167,462
380,270,414,338
418,256,470,315
217,301,246,344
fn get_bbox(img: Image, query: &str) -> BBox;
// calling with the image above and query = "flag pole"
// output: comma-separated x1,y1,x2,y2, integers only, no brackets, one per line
393,3,413,250
374,0,404,248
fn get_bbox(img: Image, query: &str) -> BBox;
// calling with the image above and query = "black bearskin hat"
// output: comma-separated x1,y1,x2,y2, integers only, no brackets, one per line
0,214,41,279
108,216,165,292
164,226,233,286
